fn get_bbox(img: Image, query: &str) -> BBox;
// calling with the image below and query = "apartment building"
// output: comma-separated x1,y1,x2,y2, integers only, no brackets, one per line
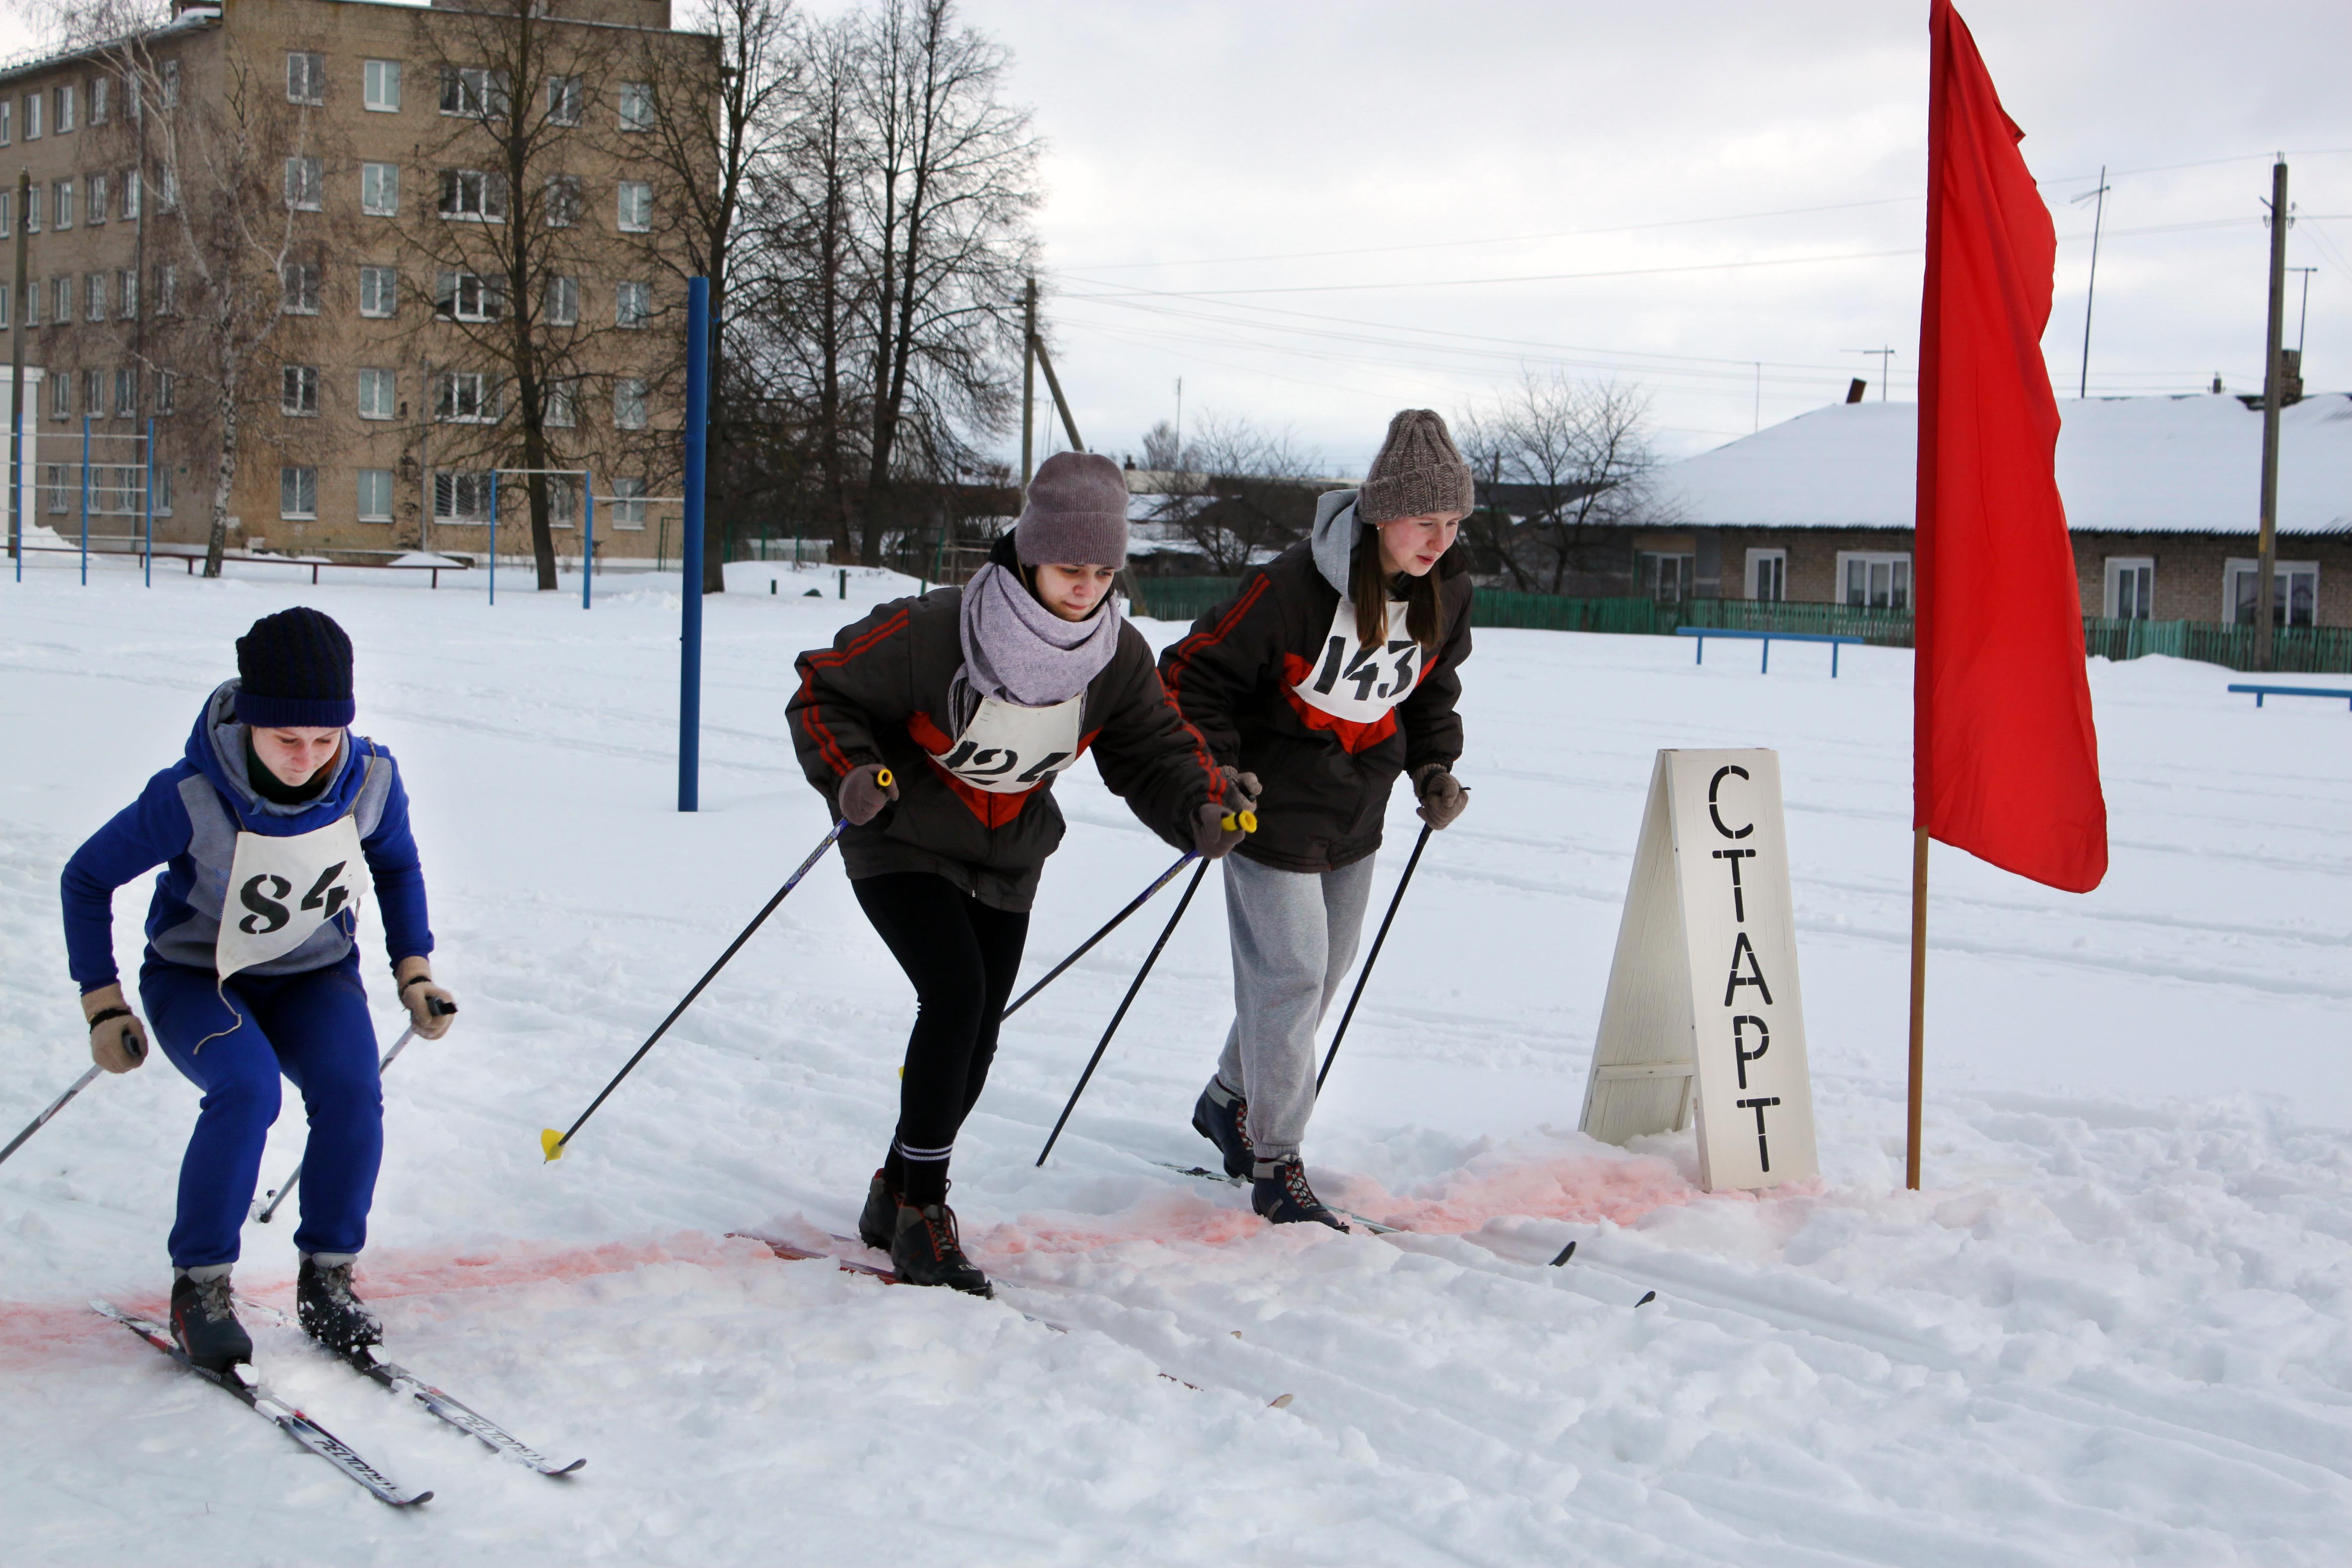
0,0,714,563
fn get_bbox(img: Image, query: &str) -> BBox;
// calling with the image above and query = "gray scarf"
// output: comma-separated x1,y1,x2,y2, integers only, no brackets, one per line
951,562,1122,730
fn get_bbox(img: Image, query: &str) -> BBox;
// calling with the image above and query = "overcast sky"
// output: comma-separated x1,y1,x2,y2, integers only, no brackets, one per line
951,0,2352,475
5,1,2343,478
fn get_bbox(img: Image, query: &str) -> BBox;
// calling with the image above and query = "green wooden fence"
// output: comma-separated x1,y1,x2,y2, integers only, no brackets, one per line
1127,577,2352,674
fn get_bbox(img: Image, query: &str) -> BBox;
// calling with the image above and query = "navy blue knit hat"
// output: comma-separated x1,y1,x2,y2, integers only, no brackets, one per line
235,608,355,728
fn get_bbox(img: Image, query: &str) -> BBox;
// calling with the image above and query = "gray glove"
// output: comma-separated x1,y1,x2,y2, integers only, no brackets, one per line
837,763,899,826
1220,765,1262,814
1192,801,1249,860
1413,764,1467,831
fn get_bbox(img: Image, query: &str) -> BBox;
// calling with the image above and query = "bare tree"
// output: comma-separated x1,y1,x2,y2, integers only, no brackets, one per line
1146,414,1323,575
1138,418,1179,472
1451,408,1536,591
1468,372,1666,594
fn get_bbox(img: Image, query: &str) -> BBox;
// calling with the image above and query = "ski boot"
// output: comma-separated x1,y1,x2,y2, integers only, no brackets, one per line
1251,1156,1350,1232
1190,1081,1253,1179
170,1265,254,1374
857,1169,898,1252
890,1201,993,1297
297,1253,383,1354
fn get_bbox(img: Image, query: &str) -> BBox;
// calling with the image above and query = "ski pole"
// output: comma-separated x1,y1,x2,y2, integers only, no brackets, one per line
0,1017,145,1171
1315,819,1434,1094
254,997,454,1224
1002,808,1252,1023
539,793,882,1162
1035,855,1214,1167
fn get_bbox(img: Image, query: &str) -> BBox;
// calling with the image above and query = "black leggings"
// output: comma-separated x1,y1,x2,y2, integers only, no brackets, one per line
853,872,1030,1206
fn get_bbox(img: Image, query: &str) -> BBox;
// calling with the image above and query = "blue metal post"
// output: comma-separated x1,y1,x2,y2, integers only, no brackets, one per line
143,418,154,587
680,278,709,812
78,414,89,585
487,470,499,605
583,468,593,610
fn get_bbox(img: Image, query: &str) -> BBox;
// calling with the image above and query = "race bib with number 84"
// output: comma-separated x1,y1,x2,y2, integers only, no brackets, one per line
214,813,366,981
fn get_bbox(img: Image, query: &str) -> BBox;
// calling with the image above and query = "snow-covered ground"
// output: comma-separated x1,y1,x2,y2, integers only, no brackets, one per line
3,550,2349,1566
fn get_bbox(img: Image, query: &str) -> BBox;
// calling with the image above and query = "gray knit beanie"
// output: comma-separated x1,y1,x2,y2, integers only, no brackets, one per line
1013,451,1130,568
1358,409,1475,526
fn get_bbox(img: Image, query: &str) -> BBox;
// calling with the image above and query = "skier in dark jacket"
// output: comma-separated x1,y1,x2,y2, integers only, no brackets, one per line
1159,410,1474,1229
788,451,1241,1295
58,608,457,1373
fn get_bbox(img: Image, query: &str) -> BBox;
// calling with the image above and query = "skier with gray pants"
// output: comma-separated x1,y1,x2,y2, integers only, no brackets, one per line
1159,410,1476,1228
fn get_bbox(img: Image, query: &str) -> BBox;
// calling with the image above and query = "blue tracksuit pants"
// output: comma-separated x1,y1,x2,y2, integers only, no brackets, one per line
140,958,384,1269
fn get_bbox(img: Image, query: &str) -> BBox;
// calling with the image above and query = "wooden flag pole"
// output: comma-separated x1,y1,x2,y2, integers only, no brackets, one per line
1906,827,1929,1189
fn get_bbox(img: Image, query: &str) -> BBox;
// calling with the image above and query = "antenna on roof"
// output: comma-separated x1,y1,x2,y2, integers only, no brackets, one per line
1842,347,1896,399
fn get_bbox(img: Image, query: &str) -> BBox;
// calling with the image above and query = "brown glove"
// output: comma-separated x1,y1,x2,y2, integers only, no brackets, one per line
1192,801,1249,860
83,984,149,1074
1220,765,1262,814
1413,764,1467,831
395,958,458,1041
837,763,899,826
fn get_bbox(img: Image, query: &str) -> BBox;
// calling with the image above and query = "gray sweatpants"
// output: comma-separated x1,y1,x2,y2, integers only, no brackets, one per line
1207,852,1378,1162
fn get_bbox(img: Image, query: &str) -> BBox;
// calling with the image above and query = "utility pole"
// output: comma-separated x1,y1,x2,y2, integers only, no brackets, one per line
2289,266,2317,352
8,169,26,575
1020,277,1037,487
2071,166,2110,398
2255,157,2289,673
1844,346,1897,399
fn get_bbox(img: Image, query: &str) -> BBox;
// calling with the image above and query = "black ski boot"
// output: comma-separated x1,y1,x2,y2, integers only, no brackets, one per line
169,1265,253,1374
1190,1082,1253,1179
889,1201,993,1297
297,1254,383,1354
857,1169,898,1251
1251,1156,1350,1232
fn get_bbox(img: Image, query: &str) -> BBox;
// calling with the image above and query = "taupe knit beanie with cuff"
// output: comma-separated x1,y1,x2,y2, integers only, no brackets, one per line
1358,409,1475,525
1014,451,1130,568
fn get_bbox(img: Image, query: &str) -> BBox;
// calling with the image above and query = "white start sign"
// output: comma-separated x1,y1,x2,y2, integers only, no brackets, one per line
214,813,367,982
929,694,1086,794
1289,598,1421,726
1577,748,1818,1191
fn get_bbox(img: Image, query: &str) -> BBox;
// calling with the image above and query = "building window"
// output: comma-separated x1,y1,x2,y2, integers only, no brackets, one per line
364,59,401,112
86,272,106,321
52,277,70,322
43,462,68,509
0,190,9,238
359,265,398,318
83,369,102,414
2104,557,2154,620
361,162,400,216
2224,558,2318,628
283,262,322,314
0,282,9,327
546,74,583,126
357,468,394,522
282,364,320,416
1637,550,1694,604
544,275,579,326
54,83,74,134
156,265,177,315
609,476,647,529
49,371,70,417
438,167,507,220
434,469,494,523
23,183,37,232
162,60,179,111
287,51,326,106
615,281,650,328
617,180,652,232
87,172,106,225
357,367,396,420
440,66,508,119
118,269,137,318
285,156,323,211
437,271,503,322
281,465,318,519
114,368,137,417
0,99,11,145
545,174,579,228
25,90,42,139
151,466,172,514
90,75,107,124
1746,548,1787,602
53,179,72,229
617,81,653,131
436,370,496,423
613,378,647,431
160,165,178,210
121,170,139,219
544,378,576,428
155,370,176,414
1837,551,1912,611
19,279,34,326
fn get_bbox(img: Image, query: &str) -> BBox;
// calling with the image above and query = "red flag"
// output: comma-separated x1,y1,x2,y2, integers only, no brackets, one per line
1915,0,2107,892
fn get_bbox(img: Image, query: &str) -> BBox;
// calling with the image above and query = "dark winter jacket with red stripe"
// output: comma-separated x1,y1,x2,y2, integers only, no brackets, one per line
1159,490,1472,874
788,569,1227,911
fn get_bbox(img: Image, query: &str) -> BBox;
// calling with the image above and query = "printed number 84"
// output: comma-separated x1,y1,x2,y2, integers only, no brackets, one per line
1312,637,1418,702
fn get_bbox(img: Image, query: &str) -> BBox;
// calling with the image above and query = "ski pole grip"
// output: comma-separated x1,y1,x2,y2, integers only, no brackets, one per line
427,997,458,1018
120,1026,144,1064
874,768,893,788
1220,810,1258,833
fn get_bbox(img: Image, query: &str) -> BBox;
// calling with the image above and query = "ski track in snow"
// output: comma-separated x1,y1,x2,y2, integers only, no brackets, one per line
2,556,2349,1566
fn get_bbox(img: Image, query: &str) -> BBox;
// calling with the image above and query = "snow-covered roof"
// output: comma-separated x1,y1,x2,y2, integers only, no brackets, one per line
1659,392,2352,537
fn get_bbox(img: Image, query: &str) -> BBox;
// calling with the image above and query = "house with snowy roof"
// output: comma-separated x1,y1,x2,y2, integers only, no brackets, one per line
1650,392,2352,629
